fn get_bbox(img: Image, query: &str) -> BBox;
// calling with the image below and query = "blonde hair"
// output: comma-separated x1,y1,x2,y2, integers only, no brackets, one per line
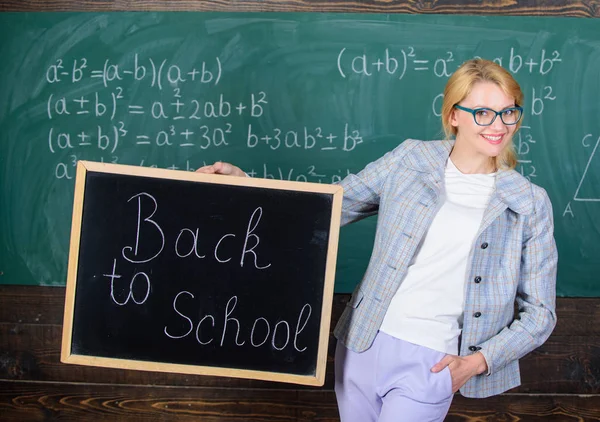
441,59,523,170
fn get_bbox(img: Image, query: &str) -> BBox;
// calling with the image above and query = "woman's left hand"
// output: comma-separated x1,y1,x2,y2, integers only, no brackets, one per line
430,352,488,393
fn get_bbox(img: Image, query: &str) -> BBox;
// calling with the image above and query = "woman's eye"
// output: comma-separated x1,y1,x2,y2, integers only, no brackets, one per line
503,109,513,116
475,110,488,117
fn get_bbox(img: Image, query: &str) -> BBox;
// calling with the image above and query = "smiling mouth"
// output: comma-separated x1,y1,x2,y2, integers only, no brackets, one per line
481,134,504,144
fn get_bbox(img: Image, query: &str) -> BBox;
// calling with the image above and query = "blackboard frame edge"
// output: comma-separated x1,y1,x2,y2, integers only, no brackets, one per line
72,160,344,195
61,160,344,387
61,160,89,365
314,184,343,386
62,354,326,386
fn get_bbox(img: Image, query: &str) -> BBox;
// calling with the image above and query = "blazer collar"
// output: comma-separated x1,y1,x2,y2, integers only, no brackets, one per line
403,139,533,215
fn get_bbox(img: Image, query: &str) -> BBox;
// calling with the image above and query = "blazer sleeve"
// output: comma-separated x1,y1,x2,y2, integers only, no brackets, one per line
478,185,558,375
339,139,416,226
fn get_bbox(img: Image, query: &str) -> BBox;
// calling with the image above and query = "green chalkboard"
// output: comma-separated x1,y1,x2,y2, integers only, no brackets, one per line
0,12,598,296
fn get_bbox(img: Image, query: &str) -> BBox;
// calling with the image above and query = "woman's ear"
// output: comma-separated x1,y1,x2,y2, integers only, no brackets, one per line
450,109,459,128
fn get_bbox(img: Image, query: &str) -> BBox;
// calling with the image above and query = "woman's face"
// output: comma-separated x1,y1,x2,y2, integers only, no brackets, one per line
451,81,517,160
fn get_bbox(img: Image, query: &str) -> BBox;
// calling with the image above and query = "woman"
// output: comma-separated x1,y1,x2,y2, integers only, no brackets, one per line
197,59,558,422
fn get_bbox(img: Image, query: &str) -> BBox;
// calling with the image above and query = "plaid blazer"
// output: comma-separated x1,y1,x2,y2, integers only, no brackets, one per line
334,139,558,398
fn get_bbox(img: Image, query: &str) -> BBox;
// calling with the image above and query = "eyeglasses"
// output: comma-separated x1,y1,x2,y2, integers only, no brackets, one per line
454,104,523,126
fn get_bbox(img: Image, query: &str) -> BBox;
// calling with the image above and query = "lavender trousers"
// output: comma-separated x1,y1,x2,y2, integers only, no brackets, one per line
334,331,454,422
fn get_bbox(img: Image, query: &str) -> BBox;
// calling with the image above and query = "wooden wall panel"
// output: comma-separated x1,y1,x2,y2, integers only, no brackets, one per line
1,321,600,394
0,0,599,16
1,286,600,420
1,382,600,422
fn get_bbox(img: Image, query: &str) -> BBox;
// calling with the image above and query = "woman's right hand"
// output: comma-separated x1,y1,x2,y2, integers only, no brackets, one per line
196,161,246,177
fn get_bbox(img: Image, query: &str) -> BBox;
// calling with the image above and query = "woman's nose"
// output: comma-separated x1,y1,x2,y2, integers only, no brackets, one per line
490,114,507,130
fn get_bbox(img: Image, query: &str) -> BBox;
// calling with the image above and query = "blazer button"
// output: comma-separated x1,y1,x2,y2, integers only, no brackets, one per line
468,346,477,352
481,242,489,249
474,312,482,318
474,276,482,283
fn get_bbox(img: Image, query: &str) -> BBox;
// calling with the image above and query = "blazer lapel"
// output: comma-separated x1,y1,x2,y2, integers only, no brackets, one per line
422,169,444,196
404,139,452,197
476,194,507,238
477,167,533,237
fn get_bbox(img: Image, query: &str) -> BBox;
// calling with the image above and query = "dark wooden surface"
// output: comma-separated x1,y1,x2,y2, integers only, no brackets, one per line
1,285,599,421
0,0,598,16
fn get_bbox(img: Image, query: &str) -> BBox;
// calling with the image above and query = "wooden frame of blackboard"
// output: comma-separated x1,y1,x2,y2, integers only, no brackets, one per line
61,160,343,386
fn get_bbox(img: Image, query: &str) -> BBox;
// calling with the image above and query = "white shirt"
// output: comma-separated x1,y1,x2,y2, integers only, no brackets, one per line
379,158,496,354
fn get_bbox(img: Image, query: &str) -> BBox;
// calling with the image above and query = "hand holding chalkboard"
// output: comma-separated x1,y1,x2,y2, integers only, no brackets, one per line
196,161,246,177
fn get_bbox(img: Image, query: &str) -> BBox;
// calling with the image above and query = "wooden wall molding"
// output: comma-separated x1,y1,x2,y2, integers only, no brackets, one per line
0,0,599,17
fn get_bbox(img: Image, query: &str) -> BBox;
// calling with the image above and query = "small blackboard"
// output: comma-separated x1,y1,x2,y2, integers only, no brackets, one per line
61,161,343,386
